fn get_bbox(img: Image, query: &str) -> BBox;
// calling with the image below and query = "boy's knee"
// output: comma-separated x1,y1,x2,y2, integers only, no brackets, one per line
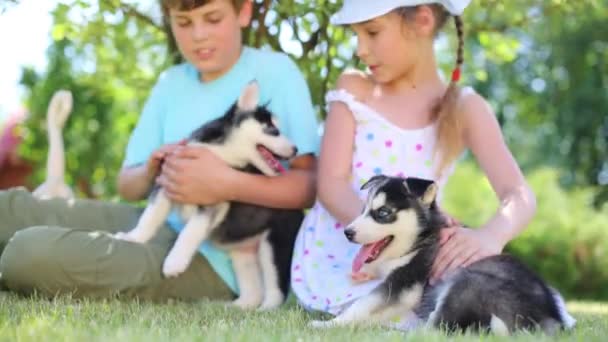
0,226,62,294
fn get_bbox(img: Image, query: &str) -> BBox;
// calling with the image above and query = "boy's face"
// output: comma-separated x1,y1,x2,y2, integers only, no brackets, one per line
169,0,252,82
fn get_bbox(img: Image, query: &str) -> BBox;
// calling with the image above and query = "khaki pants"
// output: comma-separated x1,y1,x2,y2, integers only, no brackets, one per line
0,188,233,301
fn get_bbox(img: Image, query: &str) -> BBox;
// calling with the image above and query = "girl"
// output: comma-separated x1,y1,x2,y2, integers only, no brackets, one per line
291,0,538,327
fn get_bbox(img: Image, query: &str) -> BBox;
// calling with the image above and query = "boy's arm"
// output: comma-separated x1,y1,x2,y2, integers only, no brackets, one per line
118,71,169,201
117,164,155,201
228,154,316,209
158,53,320,210
159,147,316,209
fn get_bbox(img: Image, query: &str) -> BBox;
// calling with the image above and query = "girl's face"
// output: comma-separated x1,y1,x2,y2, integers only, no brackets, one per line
351,10,433,84
169,0,252,82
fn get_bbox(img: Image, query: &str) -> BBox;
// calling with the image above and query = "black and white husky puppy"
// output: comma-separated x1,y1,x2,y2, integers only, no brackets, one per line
116,82,304,309
311,175,576,335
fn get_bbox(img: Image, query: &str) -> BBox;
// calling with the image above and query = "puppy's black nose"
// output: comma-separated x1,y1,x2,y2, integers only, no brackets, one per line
291,146,298,156
344,228,356,241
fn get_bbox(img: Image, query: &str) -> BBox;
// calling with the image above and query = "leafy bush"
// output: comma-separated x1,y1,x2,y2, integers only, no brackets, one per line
443,161,608,300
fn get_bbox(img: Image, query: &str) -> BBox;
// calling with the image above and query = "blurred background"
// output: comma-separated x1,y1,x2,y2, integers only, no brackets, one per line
0,0,606,300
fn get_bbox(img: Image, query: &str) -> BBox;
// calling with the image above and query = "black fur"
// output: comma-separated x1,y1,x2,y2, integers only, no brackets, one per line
183,100,302,304
188,103,276,144
361,176,571,334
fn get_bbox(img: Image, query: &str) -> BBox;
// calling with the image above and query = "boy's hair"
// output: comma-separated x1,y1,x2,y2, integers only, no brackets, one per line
398,5,465,177
160,0,246,15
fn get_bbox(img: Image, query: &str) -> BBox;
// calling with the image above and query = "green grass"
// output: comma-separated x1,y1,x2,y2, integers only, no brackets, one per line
1,293,606,341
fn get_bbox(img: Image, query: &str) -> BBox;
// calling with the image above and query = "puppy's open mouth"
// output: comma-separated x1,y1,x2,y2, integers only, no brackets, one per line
352,236,394,273
256,145,286,174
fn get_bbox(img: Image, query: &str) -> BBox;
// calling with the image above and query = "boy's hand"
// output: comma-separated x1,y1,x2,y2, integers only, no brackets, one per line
158,145,238,205
146,141,186,180
430,227,503,285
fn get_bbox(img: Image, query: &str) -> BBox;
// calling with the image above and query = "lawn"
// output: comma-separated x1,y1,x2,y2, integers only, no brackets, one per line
0,292,606,341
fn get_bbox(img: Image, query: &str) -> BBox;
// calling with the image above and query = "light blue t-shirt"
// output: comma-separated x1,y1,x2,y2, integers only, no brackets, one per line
123,47,320,294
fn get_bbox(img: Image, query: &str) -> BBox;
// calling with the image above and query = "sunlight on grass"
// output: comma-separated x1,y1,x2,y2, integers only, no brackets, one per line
0,293,607,342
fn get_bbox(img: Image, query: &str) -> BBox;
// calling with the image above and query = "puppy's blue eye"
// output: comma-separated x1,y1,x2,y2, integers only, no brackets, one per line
376,207,391,218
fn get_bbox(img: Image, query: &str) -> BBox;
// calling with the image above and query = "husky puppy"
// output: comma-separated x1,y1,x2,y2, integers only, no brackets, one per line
117,82,304,309
311,175,576,334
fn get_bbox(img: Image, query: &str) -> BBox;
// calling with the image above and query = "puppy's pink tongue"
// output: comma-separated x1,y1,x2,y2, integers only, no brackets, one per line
352,244,376,273
256,146,286,174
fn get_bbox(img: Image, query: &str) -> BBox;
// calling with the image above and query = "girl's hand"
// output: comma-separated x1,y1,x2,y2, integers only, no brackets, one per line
430,227,504,285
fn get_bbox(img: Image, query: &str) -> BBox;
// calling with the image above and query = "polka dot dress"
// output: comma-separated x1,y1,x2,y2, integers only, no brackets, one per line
291,88,460,326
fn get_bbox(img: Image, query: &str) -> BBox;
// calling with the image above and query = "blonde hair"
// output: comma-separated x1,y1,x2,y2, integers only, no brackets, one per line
397,5,465,177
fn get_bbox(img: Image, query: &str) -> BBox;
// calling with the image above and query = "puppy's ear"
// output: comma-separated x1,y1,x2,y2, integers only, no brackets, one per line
361,175,388,191
421,183,438,206
237,80,259,111
401,180,411,193
404,177,438,206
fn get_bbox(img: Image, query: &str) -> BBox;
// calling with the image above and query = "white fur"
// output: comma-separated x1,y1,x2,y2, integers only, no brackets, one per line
115,189,172,243
33,90,75,200
550,286,577,329
310,293,384,328
237,81,259,111
163,203,229,277
490,315,510,336
369,284,424,324
378,250,419,278
258,235,284,310
426,280,454,328
370,192,386,210
231,249,264,309
310,284,423,328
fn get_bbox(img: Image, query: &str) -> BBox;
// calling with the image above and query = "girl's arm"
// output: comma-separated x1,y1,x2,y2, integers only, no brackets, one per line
317,101,363,224
316,74,371,224
431,90,537,282
461,92,537,246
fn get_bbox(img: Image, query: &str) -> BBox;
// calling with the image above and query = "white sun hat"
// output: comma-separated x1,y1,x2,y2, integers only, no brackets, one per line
331,0,472,25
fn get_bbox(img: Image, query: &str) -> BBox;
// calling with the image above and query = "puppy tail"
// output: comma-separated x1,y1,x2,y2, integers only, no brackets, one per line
549,286,576,330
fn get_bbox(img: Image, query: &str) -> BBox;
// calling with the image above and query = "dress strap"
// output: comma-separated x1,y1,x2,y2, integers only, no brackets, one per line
325,89,371,121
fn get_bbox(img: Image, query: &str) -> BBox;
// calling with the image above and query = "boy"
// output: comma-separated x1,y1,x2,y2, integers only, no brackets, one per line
0,0,319,301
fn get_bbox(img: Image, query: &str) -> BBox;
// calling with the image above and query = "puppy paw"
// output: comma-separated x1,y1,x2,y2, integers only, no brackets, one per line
258,293,284,311
113,230,147,244
309,320,337,329
232,295,263,310
162,253,191,278
350,271,376,284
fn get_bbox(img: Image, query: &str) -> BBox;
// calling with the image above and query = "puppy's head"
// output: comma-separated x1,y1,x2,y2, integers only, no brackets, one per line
347,175,441,273
237,81,297,157
205,81,297,172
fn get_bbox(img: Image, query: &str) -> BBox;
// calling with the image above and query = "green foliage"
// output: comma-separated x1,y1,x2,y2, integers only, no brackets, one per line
12,0,606,201
13,0,608,201
443,161,608,300
18,2,168,198
468,2,608,206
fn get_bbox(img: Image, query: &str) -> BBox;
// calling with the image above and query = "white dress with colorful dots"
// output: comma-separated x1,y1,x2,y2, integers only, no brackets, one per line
291,88,464,325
